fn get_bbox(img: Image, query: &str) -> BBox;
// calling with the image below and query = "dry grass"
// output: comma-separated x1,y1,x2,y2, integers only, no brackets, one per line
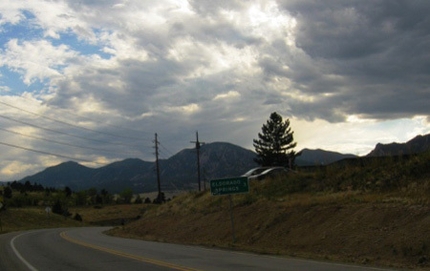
107,190,430,270
1,152,429,269
0,204,155,233
69,204,155,225
0,207,83,233
106,153,430,270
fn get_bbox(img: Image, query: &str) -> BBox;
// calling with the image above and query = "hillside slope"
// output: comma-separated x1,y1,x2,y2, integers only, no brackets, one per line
110,194,430,270
296,148,357,166
367,133,430,156
109,151,430,270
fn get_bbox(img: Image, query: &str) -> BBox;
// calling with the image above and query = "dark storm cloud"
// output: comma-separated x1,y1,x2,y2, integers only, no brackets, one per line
1,0,430,181
279,0,430,121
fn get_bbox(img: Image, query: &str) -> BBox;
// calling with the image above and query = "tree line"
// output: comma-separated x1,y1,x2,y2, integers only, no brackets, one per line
0,180,162,214
1,111,298,211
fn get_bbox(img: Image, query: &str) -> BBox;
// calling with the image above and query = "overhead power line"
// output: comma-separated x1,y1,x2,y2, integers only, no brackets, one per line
19,94,151,137
0,126,135,156
54,105,153,139
0,100,150,142
158,142,176,159
0,141,107,165
0,114,140,148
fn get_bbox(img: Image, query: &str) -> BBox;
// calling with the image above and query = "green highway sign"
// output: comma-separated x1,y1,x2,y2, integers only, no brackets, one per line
210,177,249,196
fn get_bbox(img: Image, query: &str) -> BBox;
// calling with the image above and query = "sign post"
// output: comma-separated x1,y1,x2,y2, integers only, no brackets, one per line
210,177,249,243
45,206,51,218
210,177,249,196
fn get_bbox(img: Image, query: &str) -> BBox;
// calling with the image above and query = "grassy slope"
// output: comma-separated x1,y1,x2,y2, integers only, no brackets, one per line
1,152,429,270
0,208,83,233
0,201,155,233
107,191,430,270
108,153,430,270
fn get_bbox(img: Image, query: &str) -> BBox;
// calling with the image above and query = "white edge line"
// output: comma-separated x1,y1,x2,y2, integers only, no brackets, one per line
10,232,39,271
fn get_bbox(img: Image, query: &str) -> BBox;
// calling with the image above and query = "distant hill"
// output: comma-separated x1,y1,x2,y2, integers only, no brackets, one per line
367,133,430,157
21,161,96,189
18,142,258,193
159,142,258,187
89,158,155,192
22,136,429,194
296,149,357,166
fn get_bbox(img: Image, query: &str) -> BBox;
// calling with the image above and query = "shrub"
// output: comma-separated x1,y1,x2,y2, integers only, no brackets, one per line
73,213,83,221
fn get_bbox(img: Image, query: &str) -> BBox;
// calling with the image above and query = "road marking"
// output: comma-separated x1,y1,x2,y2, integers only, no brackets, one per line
10,232,39,271
60,231,200,271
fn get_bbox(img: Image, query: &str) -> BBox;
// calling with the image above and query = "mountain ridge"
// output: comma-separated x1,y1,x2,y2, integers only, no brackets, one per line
366,133,430,156
296,148,357,166
14,134,430,193
17,142,258,193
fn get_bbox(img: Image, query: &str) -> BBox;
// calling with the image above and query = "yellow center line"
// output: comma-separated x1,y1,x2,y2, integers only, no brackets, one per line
60,231,201,271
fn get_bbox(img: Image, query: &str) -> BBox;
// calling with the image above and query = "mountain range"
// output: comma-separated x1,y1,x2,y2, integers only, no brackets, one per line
17,142,258,193
15,134,430,193
366,134,430,156
296,149,356,166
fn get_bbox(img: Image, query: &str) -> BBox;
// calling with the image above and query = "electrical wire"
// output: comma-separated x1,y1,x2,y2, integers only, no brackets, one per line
0,114,141,147
0,141,106,165
5,95,154,141
0,126,137,156
0,98,186,166
0,100,151,142
159,142,176,159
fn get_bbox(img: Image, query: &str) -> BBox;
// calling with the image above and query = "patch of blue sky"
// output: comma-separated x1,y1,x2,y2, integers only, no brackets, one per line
50,31,112,60
0,10,40,47
0,67,46,96
0,10,111,60
0,21,43,49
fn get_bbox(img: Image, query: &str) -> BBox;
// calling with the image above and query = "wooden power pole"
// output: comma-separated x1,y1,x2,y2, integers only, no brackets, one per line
154,133,161,200
190,131,204,191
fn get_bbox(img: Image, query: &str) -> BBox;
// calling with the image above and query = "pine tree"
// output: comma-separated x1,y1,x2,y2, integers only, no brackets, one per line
3,186,12,199
253,112,298,168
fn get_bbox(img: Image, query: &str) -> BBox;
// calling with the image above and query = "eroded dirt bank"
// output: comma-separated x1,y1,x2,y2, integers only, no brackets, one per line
109,196,430,270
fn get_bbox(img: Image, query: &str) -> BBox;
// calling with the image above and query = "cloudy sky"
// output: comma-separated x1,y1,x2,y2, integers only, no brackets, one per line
0,0,429,182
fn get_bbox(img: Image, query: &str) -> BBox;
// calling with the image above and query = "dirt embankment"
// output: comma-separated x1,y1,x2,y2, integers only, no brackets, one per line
108,195,430,270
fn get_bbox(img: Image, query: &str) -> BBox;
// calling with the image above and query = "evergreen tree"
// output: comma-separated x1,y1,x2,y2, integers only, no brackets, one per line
134,194,143,204
120,188,133,204
253,112,298,168
3,186,12,199
64,186,72,197
52,199,64,215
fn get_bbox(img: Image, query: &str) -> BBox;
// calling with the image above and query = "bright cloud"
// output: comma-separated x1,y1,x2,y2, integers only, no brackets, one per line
1,39,77,84
0,0,429,181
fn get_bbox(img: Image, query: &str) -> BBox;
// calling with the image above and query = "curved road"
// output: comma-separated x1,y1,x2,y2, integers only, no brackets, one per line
0,227,395,271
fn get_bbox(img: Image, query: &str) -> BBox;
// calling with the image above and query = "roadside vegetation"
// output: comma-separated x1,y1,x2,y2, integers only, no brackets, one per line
0,122,429,270
0,181,160,233
107,151,430,270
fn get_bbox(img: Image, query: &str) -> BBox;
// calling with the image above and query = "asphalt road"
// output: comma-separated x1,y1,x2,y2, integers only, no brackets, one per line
0,227,397,271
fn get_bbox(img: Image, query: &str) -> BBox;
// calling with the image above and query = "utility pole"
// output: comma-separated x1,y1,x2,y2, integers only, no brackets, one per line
154,133,161,201
190,131,204,191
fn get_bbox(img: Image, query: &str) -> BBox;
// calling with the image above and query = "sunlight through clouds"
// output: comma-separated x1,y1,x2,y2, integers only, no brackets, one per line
213,91,240,101
0,0,429,181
